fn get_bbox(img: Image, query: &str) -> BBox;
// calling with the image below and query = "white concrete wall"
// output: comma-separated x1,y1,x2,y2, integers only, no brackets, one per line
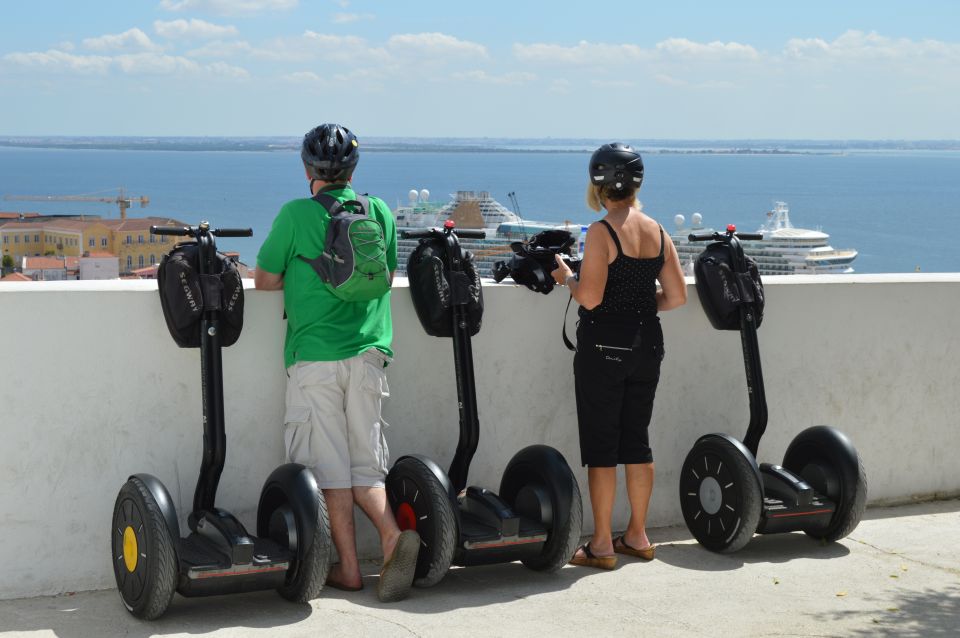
1,274,958,600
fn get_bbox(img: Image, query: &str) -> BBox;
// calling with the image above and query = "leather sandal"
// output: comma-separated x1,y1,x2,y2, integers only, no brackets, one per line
569,542,617,570
613,535,656,561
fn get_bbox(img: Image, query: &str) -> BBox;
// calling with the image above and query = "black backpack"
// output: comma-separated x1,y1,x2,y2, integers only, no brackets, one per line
407,237,483,338
693,241,765,331
157,241,245,348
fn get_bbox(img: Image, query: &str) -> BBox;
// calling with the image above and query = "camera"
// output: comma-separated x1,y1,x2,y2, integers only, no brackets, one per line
493,229,581,294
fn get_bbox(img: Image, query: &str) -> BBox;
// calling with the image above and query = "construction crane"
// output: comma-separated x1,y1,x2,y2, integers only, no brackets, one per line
3,187,149,220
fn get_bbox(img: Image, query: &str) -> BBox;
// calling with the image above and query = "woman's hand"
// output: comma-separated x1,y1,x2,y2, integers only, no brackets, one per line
553,254,573,285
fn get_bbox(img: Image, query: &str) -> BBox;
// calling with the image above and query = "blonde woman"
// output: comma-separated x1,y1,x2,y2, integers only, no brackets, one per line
553,143,687,569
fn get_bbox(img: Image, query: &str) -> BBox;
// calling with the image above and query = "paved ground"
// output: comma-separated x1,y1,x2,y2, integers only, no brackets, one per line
1,499,958,637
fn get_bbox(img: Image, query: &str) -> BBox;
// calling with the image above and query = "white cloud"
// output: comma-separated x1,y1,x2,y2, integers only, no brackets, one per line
206,61,250,79
785,29,960,62
56,41,76,52
451,70,536,86
333,12,375,24
83,28,162,53
387,33,487,60
3,47,248,79
114,53,201,74
186,40,253,58
154,19,238,40
283,70,323,83
655,38,758,60
3,49,112,74
655,74,736,90
514,40,649,65
159,0,297,15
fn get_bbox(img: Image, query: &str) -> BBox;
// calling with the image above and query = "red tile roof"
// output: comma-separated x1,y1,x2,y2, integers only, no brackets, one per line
0,272,32,281
23,256,80,270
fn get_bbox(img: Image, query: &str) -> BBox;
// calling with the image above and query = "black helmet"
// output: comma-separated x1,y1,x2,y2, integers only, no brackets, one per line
301,123,360,181
589,143,643,192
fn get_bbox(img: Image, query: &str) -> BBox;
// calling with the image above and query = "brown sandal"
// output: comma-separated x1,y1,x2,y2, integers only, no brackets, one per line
613,535,655,561
569,542,617,570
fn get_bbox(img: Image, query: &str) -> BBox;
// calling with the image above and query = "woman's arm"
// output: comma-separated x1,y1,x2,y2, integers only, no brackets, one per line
656,234,687,311
553,222,608,310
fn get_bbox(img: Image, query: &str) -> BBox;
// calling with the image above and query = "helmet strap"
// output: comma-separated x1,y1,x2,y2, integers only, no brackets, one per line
309,178,321,195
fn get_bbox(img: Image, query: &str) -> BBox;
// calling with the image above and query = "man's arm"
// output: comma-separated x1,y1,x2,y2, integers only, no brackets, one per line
254,268,284,290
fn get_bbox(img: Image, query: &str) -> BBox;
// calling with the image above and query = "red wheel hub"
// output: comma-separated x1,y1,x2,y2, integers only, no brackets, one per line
396,502,417,531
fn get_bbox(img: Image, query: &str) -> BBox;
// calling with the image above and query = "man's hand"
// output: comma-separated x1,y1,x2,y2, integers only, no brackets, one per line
254,268,284,290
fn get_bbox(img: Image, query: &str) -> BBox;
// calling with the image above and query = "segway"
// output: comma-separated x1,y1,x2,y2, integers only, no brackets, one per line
679,225,867,553
387,221,582,587
110,222,331,619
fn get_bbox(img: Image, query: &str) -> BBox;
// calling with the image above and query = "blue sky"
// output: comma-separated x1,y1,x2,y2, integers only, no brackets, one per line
2,0,959,138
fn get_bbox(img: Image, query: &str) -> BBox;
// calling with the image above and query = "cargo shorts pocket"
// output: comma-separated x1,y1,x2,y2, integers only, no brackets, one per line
361,360,390,398
283,405,313,467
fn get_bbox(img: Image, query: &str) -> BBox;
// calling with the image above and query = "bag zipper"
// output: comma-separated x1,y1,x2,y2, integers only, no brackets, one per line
596,343,632,352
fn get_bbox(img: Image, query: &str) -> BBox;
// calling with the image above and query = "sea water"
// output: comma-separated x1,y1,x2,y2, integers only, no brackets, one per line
1,146,958,274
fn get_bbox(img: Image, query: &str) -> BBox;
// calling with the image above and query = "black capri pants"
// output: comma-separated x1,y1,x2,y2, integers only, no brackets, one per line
574,313,664,467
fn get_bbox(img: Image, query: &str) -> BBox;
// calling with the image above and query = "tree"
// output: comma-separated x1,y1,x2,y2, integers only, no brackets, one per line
1,254,13,275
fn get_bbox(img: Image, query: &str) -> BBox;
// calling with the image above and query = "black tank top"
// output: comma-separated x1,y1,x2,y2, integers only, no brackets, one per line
580,219,664,317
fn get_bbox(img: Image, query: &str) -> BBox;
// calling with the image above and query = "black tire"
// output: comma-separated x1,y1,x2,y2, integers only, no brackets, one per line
499,445,583,572
273,489,332,602
111,477,178,620
386,457,457,588
679,436,762,553
783,426,868,542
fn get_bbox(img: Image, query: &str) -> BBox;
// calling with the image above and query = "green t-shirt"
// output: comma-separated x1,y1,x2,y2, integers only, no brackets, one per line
257,185,398,367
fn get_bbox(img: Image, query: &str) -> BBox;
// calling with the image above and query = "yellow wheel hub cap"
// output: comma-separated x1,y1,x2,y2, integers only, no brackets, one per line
122,526,139,573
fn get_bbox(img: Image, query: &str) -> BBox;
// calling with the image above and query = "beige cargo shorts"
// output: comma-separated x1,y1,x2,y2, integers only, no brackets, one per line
283,348,391,489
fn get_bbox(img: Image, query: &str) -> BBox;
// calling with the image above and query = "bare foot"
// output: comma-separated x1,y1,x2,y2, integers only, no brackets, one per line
326,563,363,591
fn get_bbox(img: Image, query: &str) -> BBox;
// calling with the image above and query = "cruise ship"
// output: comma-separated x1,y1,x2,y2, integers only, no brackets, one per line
393,190,582,277
672,201,858,275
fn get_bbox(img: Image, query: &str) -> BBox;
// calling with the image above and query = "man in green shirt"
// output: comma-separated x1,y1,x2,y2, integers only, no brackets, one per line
255,123,419,602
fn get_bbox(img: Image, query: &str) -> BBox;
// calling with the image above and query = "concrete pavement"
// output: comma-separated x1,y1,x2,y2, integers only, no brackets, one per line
1,499,958,637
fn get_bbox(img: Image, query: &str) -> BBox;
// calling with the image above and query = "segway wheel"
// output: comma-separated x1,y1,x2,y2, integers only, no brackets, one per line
679,436,762,553
274,488,332,602
782,425,867,542
111,477,177,620
387,457,457,587
499,445,583,572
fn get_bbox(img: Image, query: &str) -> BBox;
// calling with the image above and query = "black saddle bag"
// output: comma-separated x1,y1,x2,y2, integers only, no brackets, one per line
407,238,483,338
157,241,245,348
693,242,765,331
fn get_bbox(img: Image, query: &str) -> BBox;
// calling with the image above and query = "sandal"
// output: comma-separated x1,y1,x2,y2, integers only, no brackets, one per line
613,535,656,561
377,529,420,602
569,542,617,570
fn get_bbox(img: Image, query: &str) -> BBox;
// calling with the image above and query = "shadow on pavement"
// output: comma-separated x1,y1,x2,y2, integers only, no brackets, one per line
807,584,960,637
0,589,313,638
654,531,851,572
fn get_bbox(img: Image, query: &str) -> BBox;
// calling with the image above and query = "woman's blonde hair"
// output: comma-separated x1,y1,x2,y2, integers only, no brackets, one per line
585,183,641,212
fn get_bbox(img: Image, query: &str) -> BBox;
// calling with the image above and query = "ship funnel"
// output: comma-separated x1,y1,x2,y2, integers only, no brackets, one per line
674,214,685,228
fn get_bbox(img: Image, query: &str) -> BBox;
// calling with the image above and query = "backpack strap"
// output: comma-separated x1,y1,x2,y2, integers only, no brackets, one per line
658,225,665,258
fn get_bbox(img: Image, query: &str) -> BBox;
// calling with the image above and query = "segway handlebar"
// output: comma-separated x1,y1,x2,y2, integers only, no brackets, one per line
401,228,487,240
688,231,763,242
151,225,253,238
151,225,192,236
212,228,254,237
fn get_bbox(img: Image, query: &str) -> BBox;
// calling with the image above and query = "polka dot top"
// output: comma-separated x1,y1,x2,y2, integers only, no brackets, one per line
580,219,664,317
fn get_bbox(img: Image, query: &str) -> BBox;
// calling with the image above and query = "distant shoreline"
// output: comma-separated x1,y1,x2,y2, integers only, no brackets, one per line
1,137,958,154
